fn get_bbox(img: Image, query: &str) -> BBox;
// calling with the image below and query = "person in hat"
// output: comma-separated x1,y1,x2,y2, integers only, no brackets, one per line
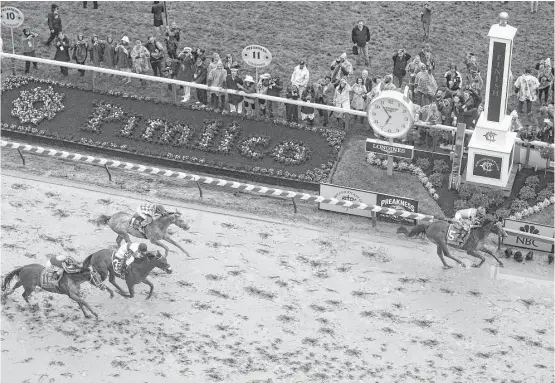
193,55,208,105
53,31,70,76
177,47,195,102
333,77,351,130
257,73,271,116
131,39,151,86
351,20,371,66
114,242,149,276
46,4,62,47
224,65,244,113
72,33,89,77
21,28,39,74
207,60,228,110
115,36,132,84
330,53,353,85
101,35,116,70
145,35,165,77
165,22,181,59
291,60,309,95
242,75,257,116
88,35,103,67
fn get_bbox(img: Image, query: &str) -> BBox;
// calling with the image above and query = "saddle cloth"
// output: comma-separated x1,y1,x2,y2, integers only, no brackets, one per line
111,251,126,279
40,268,62,289
129,216,146,236
446,223,466,249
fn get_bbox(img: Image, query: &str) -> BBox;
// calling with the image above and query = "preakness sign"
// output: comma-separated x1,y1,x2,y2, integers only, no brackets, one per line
365,138,414,160
319,183,418,224
503,219,554,253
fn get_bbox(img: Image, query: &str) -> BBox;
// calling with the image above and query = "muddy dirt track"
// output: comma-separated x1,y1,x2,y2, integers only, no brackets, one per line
1,167,554,382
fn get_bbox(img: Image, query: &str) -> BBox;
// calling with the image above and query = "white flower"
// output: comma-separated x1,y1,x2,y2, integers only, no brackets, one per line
433,193,439,200
544,198,551,206
429,188,436,194
514,213,522,220
533,205,541,213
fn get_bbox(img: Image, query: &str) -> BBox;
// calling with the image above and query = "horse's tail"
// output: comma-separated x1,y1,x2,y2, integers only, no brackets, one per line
1,267,23,292
95,214,112,227
407,224,428,238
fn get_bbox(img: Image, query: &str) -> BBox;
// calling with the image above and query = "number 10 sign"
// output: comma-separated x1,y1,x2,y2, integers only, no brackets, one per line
241,45,272,68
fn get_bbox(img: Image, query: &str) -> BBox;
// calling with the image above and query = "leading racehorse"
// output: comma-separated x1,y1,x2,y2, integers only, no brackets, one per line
95,210,190,258
398,218,507,269
1,261,109,318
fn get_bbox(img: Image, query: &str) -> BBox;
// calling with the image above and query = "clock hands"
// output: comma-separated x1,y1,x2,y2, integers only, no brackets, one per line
383,107,391,125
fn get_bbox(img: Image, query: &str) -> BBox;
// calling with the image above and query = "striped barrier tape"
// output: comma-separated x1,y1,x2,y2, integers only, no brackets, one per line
0,140,435,222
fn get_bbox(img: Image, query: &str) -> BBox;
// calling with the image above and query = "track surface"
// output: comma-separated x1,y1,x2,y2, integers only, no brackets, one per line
1,171,553,382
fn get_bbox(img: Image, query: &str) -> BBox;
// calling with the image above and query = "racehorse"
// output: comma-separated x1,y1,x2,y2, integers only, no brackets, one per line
398,218,507,269
82,249,172,299
1,262,109,318
95,210,191,258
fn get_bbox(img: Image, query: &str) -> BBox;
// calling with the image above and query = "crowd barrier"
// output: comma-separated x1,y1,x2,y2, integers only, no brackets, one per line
0,139,436,222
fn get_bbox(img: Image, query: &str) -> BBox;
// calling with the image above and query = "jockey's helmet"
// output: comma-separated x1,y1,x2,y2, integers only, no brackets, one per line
138,243,148,253
477,206,486,216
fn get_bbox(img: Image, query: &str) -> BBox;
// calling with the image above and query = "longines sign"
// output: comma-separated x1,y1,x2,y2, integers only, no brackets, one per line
365,139,414,160
473,153,502,179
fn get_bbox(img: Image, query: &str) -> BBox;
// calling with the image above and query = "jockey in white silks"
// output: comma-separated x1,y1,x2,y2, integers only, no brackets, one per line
114,242,148,275
452,206,487,243
135,203,167,227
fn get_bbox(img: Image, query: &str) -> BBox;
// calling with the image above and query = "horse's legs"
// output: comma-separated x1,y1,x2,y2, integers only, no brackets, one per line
22,288,33,304
480,246,504,267
126,281,136,299
142,278,154,300
163,236,190,257
435,244,451,269
67,290,98,318
467,250,486,268
95,267,115,299
150,239,170,258
108,269,129,297
438,241,466,268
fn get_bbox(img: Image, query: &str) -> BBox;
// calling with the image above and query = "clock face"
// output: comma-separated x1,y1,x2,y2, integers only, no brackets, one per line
368,96,413,138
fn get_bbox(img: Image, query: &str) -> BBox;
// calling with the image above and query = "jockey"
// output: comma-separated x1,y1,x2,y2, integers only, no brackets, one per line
453,206,487,242
135,203,168,227
46,254,78,278
115,242,148,275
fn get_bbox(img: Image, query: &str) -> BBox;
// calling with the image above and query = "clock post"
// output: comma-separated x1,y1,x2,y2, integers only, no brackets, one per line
387,137,394,176
463,12,518,190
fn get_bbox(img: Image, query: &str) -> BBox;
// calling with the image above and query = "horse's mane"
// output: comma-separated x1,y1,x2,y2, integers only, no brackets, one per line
81,253,94,270
135,251,163,263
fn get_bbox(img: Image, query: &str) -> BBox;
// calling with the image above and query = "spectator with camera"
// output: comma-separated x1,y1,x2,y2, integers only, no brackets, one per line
21,28,39,74
242,75,257,116
285,85,300,122
89,35,103,67
207,60,228,110
72,33,89,77
291,60,310,95
418,43,435,73
444,64,462,91
46,4,62,47
100,35,116,71
333,77,351,130
53,31,70,77
222,54,235,75
392,48,411,88
257,73,271,116
330,53,353,85
351,20,371,67
266,76,283,118
224,65,244,113
165,22,180,59
405,56,422,98
415,64,437,107
145,36,165,77
115,36,132,84
177,47,195,102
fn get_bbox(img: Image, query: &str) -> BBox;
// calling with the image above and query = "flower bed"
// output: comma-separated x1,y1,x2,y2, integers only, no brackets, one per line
1,76,346,184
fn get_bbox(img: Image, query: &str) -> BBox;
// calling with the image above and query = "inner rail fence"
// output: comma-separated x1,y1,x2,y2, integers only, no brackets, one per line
0,52,505,139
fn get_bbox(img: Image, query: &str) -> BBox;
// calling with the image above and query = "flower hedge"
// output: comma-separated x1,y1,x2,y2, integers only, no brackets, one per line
11,86,65,125
1,75,346,184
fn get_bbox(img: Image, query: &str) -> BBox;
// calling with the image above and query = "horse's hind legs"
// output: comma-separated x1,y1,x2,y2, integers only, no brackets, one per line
68,292,98,318
438,242,466,268
143,278,154,300
435,245,452,269
467,250,486,268
22,288,33,304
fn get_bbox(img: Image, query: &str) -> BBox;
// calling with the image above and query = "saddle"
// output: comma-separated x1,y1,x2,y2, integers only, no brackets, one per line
111,251,127,279
40,268,63,289
129,214,147,236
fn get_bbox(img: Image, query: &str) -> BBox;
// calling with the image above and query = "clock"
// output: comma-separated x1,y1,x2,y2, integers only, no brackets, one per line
367,87,416,139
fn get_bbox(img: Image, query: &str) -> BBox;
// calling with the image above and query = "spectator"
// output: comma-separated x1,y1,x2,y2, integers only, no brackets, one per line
208,53,221,74
333,78,351,130
192,47,205,62
131,39,150,86
330,53,353,85
115,36,132,83
418,43,435,72
419,102,441,125
162,56,180,93
461,89,475,112
89,35,102,67
392,48,411,88
405,56,422,97
351,20,371,66
291,60,309,95
177,47,194,102
256,73,271,116
420,2,432,41
266,75,283,118
285,85,299,122
152,1,165,34
351,77,366,122
468,70,484,93
83,1,98,9
222,54,235,74
101,35,116,72
470,104,484,129
514,68,540,115
145,35,165,76
301,85,316,125
225,66,243,113
21,28,39,74
72,33,88,77
207,60,228,110
379,74,397,92
242,75,257,116
193,55,208,105
165,22,180,59
313,76,329,126
415,65,437,107
536,58,553,105
440,98,454,126
361,70,373,94
46,4,62,47
53,31,70,76
444,64,462,91
323,76,337,124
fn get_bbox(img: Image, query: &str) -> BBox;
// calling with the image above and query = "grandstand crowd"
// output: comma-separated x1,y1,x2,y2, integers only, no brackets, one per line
9,2,555,142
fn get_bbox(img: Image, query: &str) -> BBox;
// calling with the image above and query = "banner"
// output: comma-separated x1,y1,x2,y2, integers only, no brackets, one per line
472,153,502,179
319,183,377,218
503,219,554,253
376,193,418,224
365,138,414,160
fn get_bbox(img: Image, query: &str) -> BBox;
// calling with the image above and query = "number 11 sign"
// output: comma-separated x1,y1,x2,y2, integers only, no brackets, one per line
241,44,272,83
